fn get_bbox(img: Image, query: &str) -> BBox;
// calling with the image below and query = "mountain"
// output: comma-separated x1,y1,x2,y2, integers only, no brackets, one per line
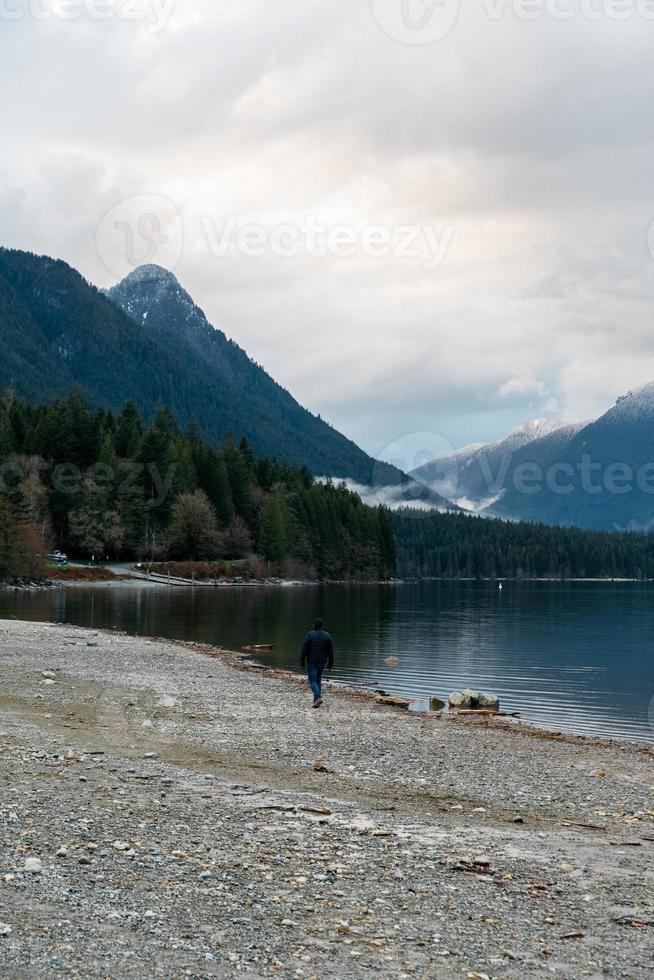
411,418,570,510
0,248,407,484
485,421,588,522
105,264,456,507
489,384,654,531
415,385,654,531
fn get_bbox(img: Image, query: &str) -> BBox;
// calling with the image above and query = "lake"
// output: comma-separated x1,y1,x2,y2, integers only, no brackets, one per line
1,581,652,745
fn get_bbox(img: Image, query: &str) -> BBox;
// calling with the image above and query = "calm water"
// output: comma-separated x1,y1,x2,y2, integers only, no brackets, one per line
1,581,653,745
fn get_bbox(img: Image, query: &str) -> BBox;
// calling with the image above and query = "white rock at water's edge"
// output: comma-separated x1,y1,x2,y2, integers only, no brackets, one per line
448,689,500,711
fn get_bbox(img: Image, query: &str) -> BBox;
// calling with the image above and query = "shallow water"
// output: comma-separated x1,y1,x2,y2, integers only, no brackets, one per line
1,580,653,744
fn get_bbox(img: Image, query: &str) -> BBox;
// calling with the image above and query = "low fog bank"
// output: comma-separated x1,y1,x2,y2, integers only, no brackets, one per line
316,477,452,513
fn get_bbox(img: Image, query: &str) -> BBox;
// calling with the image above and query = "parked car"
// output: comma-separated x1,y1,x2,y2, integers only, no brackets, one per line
48,551,69,566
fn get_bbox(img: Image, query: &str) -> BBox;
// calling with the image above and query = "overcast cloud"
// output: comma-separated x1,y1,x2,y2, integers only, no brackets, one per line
2,1,654,470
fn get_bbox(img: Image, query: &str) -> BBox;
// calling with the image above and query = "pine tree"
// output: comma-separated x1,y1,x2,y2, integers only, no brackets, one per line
223,435,254,521
114,400,144,458
260,494,289,563
97,429,117,469
378,507,396,577
0,409,15,456
194,450,234,526
0,495,13,579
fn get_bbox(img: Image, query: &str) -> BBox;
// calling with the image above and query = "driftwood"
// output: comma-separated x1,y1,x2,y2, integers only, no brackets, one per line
375,694,411,709
562,820,607,832
451,709,521,718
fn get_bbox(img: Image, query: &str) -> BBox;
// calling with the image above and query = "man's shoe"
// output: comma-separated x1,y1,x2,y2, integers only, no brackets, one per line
313,697,323,708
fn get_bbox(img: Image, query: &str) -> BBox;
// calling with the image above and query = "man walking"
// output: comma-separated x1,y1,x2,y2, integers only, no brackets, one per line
300,618,334,708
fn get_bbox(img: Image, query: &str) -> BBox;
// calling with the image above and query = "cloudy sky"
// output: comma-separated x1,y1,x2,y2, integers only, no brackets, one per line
2,0,654,469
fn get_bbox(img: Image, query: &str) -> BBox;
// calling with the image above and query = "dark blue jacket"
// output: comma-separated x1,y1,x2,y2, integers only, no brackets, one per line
300,629,334,669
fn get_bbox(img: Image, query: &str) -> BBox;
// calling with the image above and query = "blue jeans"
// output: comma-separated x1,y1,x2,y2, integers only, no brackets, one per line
307,663,324,700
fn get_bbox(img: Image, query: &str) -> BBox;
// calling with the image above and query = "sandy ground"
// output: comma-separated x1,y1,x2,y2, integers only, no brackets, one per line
0,619,652,979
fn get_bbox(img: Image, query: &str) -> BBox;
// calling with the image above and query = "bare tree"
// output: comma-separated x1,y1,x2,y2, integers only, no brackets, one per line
224,515,253,559
170,490,220,560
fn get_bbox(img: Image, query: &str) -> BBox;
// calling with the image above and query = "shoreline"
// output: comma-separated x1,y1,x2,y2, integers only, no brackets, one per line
1,591,651,747
6,571,654,589
185,637,654,754
1,618,652,978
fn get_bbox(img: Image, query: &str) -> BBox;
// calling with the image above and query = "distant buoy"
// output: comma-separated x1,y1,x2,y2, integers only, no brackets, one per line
498,583,503,591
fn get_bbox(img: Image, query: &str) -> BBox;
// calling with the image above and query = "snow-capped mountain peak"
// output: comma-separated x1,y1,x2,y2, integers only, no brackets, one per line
502,418,566,450
611,381,654,419
104,265,204,332
117,264,180,288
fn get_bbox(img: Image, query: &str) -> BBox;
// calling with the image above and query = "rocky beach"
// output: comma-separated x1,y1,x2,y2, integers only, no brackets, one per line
0,619,652,979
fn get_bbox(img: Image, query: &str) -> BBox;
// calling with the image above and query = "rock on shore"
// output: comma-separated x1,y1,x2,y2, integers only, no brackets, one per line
0,619,652,978
449,689,501,711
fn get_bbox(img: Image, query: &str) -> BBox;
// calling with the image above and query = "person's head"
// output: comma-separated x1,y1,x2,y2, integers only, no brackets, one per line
313,618,324,631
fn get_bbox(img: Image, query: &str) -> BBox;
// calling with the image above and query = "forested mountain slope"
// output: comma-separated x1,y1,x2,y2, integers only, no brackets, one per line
0,249,402,484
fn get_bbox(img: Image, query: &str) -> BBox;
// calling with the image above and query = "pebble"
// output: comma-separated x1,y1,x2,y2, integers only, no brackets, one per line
24,857,43,874
1,620,651,980
0,923,13,937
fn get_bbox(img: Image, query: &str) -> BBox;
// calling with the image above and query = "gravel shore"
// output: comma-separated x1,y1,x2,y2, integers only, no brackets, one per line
0,619,652,979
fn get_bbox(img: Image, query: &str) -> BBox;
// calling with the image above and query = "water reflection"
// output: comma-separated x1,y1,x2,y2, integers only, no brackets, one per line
1,581,652,745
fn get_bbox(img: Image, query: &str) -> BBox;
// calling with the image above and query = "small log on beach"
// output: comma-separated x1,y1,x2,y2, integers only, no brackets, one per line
452,709,521,718
375,694,411,709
